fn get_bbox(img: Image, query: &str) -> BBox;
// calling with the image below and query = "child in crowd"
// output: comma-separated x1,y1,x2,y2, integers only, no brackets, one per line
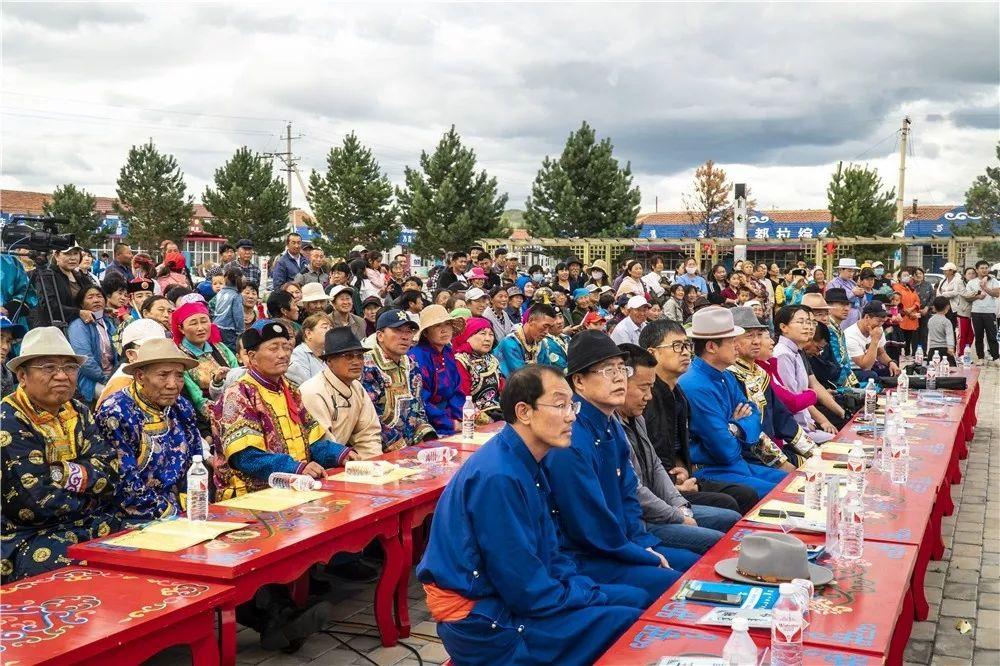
882,292,906,363
926,296,956,365
736,285,752,306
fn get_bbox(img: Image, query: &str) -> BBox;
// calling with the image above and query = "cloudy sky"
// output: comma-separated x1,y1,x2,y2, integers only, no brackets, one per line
2,2,997,214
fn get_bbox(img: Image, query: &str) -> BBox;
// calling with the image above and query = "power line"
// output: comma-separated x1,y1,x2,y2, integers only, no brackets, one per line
851,129,900,162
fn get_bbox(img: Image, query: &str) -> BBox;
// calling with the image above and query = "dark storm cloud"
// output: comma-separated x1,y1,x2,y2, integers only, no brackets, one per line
950,107,1000,130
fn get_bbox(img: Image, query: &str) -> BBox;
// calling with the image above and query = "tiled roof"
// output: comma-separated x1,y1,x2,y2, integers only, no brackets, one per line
1,189,211,219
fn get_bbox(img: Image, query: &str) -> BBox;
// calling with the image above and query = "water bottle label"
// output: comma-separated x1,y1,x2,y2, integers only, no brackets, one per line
772,609,802,641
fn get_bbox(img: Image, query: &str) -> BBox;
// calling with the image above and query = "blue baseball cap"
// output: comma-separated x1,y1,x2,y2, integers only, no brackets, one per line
376,309,419,332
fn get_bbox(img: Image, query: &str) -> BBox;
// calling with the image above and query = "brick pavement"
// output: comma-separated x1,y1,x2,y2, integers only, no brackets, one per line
148,367,998,665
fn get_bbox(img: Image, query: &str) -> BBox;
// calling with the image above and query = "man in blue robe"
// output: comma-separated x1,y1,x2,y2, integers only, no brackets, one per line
678,307,788,498
417,365,643,665
543,330,690,609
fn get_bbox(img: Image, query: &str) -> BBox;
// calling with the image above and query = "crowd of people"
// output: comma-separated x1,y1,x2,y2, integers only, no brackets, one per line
1,232,998,660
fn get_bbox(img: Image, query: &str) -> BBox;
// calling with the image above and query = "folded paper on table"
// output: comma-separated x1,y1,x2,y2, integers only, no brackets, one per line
697,606,773,630
214,487,331,511
785,475,846,496
675,579,780,610
102,518,250,552
326,466,420,485
746,499,825,532
822,441,876,455
656,659,728,666
438,430,494,446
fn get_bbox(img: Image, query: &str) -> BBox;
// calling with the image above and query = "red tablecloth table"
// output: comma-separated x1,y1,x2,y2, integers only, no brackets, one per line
0,566,231,665
643,527,917,664
597,619,884,665
69,492,408,664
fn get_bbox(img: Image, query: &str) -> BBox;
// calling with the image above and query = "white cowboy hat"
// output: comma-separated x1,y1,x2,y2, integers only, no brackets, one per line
688,306,746,340
300,282,331,303
835,258,858,270
121,318,169,348
124,338,198,375
940,262,958,272
6,326,86,373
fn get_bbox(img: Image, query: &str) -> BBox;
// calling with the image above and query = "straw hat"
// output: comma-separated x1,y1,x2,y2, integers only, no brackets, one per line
418,304,465,337
123,338,198,375
6,326,86,372
589,259,610,276
300,282,331,303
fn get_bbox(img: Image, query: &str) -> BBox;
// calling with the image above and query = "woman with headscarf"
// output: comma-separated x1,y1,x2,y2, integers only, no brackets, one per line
67,284,119,404
408,305,466,436
156,251,191,293
452,316,503,424
172,299,238,425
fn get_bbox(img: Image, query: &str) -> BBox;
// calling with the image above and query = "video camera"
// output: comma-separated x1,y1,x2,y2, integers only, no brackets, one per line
0,215,76,255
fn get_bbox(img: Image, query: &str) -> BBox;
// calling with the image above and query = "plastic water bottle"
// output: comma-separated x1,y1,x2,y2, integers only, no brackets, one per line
723,616,758,665
925,361,937,391
803,460,824,512
863,379,877,422
930,350,940,369
847,442,867,498
462,395,476,440
890,425,910,485
824,478,841,559
838,491,865,561
915,345,924,367
961,345,972,369
186,455,210,522
897,370,909,405
268,472,321,491
770,583,804,665
938,354,950,377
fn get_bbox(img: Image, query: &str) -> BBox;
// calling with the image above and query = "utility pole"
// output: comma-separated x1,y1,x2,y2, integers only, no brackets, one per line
733,183,748,263
265,122,302,231
895,116,911,227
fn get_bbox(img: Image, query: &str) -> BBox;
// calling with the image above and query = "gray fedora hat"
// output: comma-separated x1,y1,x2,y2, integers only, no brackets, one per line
688,306,745,340
730,306,767,330
716,532,834,587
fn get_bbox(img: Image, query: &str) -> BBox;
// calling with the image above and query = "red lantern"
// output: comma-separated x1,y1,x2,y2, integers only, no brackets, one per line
702,242,713,254
825,241,836,254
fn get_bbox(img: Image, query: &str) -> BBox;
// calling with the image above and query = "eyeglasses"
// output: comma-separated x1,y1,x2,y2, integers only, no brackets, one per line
589,365,635,380
535,401,581,415
652,341,693,354
25,362,81,376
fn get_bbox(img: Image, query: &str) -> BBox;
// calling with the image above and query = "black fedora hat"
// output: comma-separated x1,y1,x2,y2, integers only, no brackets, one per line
824,288,850,304
320,327,366,359
566,329,628,377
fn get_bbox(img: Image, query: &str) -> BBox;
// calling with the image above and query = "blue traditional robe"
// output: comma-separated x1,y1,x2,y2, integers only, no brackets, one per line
95,383,201,519
416,425,641,665
0,388,123,583
361,344,436,450
677,357,787,498
408,342,465,436
542,398,685,607
537,334,569,373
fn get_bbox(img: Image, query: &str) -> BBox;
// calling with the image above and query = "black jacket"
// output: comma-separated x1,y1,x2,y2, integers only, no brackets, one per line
642,376,694,475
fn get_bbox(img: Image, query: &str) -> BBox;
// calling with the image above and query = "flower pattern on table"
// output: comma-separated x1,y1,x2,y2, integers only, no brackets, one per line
628,623,718,650
0,595,102,651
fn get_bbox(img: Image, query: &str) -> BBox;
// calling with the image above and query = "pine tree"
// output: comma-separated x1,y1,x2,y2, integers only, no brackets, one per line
396,126,508,258
827,162,899,261
957,142,1000,261
524,121,641,238
682,160,753,237
113,141,195,252
307,133,400,257
202,147,291,258
42,184,108,251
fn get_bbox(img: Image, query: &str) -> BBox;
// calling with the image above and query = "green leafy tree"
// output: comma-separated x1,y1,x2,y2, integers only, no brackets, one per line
42,184,108,250
113,141,195,252
396,126,508,258
826,161,899,261
956,142,1000,261
524,121,641,238
307,133,400,257
202,147,291,258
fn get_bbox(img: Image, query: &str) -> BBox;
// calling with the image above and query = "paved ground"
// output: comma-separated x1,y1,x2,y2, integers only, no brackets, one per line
150,366,998,665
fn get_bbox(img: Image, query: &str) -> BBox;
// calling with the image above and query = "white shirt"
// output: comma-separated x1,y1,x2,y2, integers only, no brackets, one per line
844,322,885,368
610,316,644,345
965,276,999,314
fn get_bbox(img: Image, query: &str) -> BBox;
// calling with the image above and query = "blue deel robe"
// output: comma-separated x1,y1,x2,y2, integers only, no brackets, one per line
416,424,642,665
408,342,464,436
542,398,688,607
677,357,787,498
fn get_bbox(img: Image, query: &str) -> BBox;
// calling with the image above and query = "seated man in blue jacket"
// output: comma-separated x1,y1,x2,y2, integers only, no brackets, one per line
678,307,788,499
543,330,691,609
417,365,643,665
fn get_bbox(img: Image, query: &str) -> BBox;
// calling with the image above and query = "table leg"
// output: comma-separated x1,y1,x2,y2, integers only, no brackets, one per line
375,531,402,647
190,628,221,666
937,479,954,518
289,569,310,607
912,533,930,621
930,501,946,561
219,602,238,666
396,510,414,639
889,588,916,665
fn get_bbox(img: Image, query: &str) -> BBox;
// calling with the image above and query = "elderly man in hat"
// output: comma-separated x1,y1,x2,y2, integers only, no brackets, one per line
212,320,354,499
678,307,788,499
96,318,171,406
823,288,862,387
729,307,815,468
224,239,261,284
328,285,367,341
95,338,201,519
1,327,123,582
610,295,650,345
495,303,559,376
301,328,383,459
361,308,436,450
416,365,645,664
825,258,864,329
542,330,687,609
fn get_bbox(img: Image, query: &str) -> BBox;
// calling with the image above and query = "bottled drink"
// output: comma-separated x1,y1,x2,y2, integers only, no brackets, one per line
723,616,758,666
838,491,864,561
897,370,909,405
930,350,940,369
863,379,877,422
268,472,321,491
925,362,937,391
790,578,814,621
961,345,972,369
186,455,210,522
938,354,950,377
462,395,476,440
847,442,866,498
914,345,924,367
890,426,910,485
770,583,804,666
824,477,841,559
803,460,824,512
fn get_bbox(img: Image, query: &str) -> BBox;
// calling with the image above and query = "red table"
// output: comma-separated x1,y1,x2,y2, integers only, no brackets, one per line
642,527,917,664
69,492,409,665
0,566,231,665
597,619,884,665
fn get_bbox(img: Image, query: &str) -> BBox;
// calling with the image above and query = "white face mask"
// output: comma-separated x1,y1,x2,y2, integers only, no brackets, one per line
900,273,911,283
532,272,543,282
685,266,697,275
591,270,603,280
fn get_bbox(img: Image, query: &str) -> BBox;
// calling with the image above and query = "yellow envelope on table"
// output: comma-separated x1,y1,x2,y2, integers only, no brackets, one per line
821,441,875,456
214,487,331,512
439,430,493,446
326,466,420,485
103,518,250,552
746,499,826,529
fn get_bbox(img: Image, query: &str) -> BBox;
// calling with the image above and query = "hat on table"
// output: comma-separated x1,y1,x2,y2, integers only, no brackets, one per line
716,532,833,587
